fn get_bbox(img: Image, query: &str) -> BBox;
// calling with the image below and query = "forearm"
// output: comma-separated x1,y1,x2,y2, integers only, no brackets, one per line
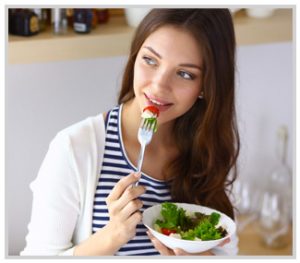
73,225,120,256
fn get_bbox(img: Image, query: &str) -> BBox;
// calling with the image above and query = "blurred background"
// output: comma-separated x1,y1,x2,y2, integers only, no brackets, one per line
6,7,294,256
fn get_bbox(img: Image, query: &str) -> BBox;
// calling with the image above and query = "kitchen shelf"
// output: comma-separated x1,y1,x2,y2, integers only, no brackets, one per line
8,15,135,64
233,8,293,46
8,8,293,64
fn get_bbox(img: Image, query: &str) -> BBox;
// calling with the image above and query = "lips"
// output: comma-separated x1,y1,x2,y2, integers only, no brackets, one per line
144,93,173,112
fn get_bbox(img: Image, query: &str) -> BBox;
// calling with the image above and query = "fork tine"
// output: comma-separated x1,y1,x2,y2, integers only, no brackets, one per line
150,122,155,131
140,117,158,133
143,120,148,129
149,121,155,131
141,118,147,128
146,122,151,131
141,119,149,130
146,121,152,131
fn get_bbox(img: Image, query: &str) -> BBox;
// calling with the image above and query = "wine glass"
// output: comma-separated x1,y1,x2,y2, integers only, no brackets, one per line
257,191,290,248
233,179,259,232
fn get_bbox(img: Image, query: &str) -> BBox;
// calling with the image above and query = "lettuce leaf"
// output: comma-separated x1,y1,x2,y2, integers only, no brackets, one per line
155,202,189,229
154,202,226,241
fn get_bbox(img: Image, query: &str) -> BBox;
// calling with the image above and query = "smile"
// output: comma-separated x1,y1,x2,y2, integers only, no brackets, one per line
149,97,165,106
144,93,173,112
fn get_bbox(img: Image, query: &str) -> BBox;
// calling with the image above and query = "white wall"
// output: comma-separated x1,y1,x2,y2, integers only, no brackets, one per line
236,43,293,185
6,42,293,255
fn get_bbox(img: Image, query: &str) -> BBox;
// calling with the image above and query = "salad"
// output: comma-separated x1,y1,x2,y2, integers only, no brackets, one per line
154,202,228,241
141,106,159,132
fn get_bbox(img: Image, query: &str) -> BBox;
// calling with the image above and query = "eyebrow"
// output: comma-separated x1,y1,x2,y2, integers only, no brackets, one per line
178,63,203,71
143,46,202,71
144,46,162,59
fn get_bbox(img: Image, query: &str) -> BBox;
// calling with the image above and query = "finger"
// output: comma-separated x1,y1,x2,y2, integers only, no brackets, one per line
173,248,189,256
107,184,145,220
198,250,214,256
120,199,143,220
125,211,142,226
218,237,231,247
117,185,146,209
147,231,174,256
106,172,141,203
173,248,214,256
147,230,155,240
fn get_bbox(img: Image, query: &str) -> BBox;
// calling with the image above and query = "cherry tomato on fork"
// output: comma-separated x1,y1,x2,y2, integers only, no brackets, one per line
143,106,160,117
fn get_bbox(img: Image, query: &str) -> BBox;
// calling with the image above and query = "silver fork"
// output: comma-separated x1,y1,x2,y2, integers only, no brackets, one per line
134,118,156,186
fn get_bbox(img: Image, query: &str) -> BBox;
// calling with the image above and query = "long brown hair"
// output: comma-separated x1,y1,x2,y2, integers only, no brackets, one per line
118,9,240,219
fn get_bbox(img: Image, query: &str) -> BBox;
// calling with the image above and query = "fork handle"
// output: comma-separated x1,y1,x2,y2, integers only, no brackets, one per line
135,143,146,186
137,143,146,172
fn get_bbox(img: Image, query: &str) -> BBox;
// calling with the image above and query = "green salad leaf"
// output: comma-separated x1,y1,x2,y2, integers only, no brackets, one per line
155,202,190,229
154,202,227,241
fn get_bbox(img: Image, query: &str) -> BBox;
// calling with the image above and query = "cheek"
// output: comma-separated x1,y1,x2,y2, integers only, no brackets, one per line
175,86,200,105
134,62,152,88
133,63,144,95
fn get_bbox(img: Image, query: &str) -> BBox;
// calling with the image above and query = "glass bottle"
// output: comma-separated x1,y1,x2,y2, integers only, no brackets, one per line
52,8,67,35
257,125,292,248
66,8,74,28
32,8,48,32
96,8,109,24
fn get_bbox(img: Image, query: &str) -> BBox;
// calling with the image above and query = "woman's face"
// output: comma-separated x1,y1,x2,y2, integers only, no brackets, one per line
133,25,204,124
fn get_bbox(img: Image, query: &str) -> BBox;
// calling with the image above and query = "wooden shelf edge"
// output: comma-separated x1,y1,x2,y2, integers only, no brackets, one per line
7,9,293,64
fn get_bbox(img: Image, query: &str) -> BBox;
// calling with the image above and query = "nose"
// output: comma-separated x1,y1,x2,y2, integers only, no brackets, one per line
151,67,172,92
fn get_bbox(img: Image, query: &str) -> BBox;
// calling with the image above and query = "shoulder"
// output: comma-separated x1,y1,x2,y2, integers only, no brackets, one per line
60,113,105,137
51,113,106,155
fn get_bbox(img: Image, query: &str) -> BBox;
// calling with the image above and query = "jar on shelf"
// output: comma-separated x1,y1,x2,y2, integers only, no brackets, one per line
32,8,48,32
9,9,39,36
96,9,109,24
73,9,93,34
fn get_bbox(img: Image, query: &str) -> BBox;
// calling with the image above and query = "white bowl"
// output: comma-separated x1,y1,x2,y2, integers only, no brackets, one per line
142,203,236,254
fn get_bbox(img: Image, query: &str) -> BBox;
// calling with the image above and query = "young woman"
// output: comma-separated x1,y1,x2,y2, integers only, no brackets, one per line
21,9,240,256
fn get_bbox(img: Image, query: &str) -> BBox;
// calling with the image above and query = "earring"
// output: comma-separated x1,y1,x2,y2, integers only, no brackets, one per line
198,91,204,99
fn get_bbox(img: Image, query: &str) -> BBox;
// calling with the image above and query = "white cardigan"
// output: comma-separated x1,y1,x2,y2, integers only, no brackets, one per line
21,114,106,256
20,113,238,256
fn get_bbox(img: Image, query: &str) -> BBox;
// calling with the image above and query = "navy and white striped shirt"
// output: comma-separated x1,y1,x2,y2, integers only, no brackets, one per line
92,105,172,256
